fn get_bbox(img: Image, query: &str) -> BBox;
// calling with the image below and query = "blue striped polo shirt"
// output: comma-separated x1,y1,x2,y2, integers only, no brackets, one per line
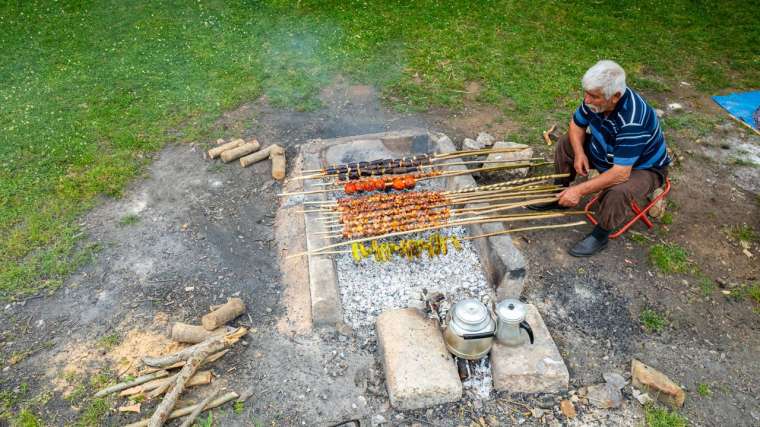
572,87,671,172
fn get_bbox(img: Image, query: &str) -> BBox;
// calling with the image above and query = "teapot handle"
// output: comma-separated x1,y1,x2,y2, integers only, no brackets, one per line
463,331,495,340
520,321,535,344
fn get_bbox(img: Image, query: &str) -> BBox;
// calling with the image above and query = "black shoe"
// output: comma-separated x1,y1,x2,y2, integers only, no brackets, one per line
527,201,567,211
568,233,608,257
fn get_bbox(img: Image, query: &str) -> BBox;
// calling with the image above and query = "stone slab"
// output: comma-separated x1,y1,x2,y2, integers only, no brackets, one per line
377,308,463,410
486,141,534,179
491,304,569,393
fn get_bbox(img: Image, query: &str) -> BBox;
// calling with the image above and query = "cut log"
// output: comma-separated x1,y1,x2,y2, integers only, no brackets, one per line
142,329,244,368
171,323,231,344
122,371,213,397
147,331,239,427
270,146,286,180
207,139,243,159
239,144,279,168
93,370,169,398
220,141,260,163
124,391,238,427
178,388,220,427
201,298,246,331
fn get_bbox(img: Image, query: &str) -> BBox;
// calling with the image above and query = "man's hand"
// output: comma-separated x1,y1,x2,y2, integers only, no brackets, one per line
574,153,590,177
558,186,583,207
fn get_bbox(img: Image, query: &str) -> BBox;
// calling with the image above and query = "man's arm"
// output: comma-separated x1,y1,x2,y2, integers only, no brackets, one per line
568,119,589,176
558,164,631,207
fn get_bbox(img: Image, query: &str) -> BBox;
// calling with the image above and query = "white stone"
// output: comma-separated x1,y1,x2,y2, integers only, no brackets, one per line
477,132,496,147
667,103,683,111
491,304,569,393
463,137,484,151
655,108,665,118
485,141,533,179
377,308,463,410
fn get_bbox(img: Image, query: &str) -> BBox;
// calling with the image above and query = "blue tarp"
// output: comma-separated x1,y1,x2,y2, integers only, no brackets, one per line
712,90,760,130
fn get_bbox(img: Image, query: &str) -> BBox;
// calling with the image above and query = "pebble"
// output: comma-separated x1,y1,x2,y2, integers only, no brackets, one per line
667,103,683,111
371,414,387,425
603,372,627,389
531,408,544,418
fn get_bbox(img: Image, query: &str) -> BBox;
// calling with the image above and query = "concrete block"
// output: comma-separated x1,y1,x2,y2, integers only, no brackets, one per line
491,304,569,393
486,141,534,179
377,308,463,410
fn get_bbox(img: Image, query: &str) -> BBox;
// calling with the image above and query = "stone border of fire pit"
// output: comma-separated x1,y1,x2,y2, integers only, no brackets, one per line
299,129,527,327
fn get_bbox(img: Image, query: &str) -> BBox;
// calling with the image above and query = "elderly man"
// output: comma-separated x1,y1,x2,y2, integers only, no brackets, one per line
532,60,670,256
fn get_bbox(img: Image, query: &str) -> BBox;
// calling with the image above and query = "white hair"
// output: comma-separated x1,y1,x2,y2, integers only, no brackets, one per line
582,60,627,99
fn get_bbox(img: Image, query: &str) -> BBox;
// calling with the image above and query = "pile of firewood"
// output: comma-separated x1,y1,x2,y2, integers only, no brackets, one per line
207,138,286,180
94,298,252,427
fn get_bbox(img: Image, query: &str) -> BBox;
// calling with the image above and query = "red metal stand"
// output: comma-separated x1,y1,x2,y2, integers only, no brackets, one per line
584,178,671,239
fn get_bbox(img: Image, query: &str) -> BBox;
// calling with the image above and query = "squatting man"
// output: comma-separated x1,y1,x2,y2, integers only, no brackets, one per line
531,60,670,256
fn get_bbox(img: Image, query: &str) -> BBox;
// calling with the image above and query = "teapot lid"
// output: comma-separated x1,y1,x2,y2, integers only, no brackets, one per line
496,299,527,323
450,298,493,333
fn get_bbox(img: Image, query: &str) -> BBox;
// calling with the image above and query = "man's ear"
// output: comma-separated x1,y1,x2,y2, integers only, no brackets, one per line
611,92,622,104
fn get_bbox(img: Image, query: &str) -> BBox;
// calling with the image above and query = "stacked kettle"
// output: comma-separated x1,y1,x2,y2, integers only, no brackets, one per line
443,298,534,360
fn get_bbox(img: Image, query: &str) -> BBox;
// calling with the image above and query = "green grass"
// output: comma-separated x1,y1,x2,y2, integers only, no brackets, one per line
1,1,758,300
746,283,760,304
645,405,687,427
195,412,214,427
118,214,140,227
233,400,245,415
660,212,673,225
697,383,711,397
698,277,716,297
727,224,758,244
97,333,120,351
640,308,667,333
10,409,43,427
649,243,690,274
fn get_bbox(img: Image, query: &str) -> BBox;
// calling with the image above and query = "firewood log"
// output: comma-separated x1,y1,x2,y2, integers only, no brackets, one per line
201,298,246,331
220,141,260,163
170,323,231,344
207,139,243,159
239,144,280,168
270,145,286,180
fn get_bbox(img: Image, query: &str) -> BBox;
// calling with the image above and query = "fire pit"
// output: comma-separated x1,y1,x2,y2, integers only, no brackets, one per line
288,129,568,408
297,129,528,328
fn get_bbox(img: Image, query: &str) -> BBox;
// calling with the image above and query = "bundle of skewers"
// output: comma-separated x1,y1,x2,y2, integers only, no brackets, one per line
280,146,550,197
289,174,588,261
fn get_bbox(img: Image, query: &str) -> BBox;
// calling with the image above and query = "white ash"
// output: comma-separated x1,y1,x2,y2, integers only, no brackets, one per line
335,225,493,336
462,356,493,400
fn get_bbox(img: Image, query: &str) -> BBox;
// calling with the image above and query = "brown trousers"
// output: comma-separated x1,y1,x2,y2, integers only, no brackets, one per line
554,134,667,231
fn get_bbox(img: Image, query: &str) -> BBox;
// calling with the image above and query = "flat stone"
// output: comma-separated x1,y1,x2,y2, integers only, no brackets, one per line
491,304,569,393
485,141,533,179
631,359,685,409
377,308,462,410
586,383,622,409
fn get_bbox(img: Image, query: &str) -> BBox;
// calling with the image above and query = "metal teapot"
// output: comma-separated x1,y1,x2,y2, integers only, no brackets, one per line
494,299,534,347
443,298,496,360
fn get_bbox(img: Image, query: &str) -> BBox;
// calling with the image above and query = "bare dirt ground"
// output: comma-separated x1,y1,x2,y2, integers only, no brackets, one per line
1,77,758,426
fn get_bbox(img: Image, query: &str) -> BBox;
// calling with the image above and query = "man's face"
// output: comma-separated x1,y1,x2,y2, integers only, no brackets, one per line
583,88,621,114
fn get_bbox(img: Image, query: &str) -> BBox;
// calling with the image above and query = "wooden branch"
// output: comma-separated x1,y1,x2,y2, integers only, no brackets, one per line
139,349,229,374
124,391,239,427
240,144,280,167
93,370,169,398
178,388,220,427
145,329,247,427
142,328,245,368
122,371,213,397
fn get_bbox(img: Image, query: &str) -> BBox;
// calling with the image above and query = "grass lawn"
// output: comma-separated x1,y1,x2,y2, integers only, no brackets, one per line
1,0,758,300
